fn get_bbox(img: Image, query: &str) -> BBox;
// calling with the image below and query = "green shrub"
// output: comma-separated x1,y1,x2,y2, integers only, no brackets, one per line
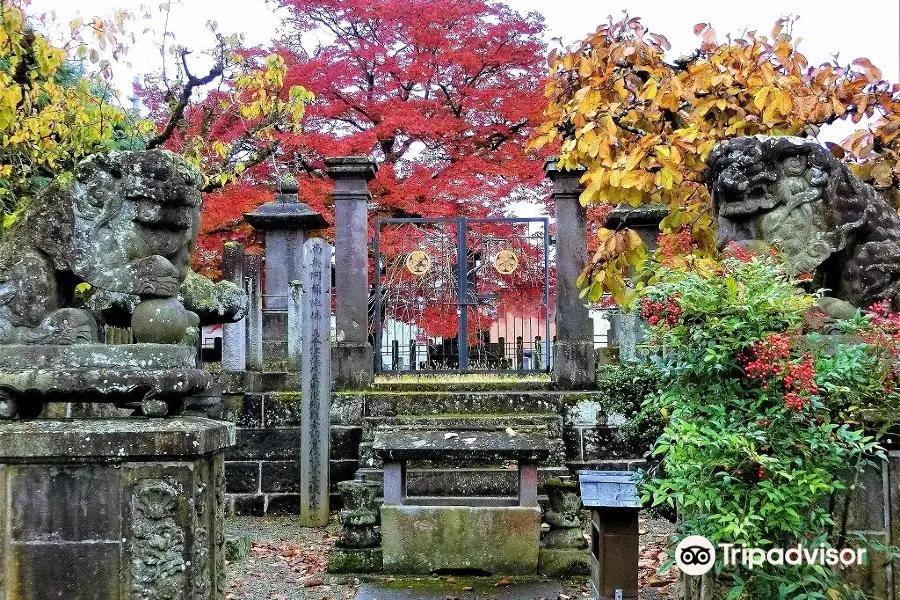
639,253,881,599
596,364,664,456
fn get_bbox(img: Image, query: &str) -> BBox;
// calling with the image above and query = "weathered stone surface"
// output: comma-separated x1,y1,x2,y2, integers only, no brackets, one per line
225,461,260,494
374,430,549,463
336,477,381,549
226,428,300,460
262,461,301,493
0,417,233,458
0,417,231,600
224,533,252,563
381,505,541,575
538,548,591,577
180,270,247,326
328,547,383,573
708,136,900,312
300,238,333,527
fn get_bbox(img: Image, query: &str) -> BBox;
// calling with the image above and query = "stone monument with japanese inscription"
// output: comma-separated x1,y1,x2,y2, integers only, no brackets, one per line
300,237,333,526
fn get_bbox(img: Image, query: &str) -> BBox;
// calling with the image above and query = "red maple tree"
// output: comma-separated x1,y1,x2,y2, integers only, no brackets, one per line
174,0,550,276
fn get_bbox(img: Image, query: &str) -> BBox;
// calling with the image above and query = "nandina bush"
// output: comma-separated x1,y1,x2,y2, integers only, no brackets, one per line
639,253,881,599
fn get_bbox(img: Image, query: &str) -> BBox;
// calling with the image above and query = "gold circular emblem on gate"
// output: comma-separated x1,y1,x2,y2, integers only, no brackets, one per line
493,250,519,275
406,250,431,275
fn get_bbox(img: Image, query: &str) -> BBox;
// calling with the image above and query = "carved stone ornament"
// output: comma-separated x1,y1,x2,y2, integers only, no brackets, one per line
0,150,248,418
131,479,186,600
709,136,900,313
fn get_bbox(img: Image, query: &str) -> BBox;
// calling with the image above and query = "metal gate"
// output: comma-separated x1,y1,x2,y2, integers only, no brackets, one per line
372,217,552,373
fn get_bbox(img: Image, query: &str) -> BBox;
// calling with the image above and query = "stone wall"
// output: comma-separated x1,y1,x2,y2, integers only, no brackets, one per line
217,372,363,515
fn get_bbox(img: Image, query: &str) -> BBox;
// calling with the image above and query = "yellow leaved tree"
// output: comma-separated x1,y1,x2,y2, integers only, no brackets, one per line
0,0,145,221
530,15,900,304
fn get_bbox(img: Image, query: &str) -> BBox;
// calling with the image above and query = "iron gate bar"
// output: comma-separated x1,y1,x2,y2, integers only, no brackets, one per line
457,217,469,370
373,216,551,374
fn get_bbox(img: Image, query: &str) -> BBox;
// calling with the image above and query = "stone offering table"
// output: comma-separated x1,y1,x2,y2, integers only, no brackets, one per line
375,429,549,575
0,417,233,600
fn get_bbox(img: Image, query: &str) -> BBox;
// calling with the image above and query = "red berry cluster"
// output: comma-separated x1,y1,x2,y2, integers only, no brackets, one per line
739,333,819,411
865,300,900,358
738,332,792,384
724,241,755,263
640,295,682,327
783,353,818,411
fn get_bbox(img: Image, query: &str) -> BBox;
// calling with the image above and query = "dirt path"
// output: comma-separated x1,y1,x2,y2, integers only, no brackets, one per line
224,515,678,600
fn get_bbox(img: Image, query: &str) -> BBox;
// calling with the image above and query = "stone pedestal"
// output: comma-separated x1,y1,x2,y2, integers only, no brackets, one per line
539,478,590,577
544,159,595,390
328,476,383,573
0,417,234,600
326,156,378,390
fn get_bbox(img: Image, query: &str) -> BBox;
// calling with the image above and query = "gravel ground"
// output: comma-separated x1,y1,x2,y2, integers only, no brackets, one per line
224,515,678,600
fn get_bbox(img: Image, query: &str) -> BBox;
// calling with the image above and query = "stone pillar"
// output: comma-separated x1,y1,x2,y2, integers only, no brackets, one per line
604,205,668,362
545,158,595,389
221,242,247,372
245,253,263,371
287,280,302,371
300,238,333,526
325,156,378,390
0,417,233,600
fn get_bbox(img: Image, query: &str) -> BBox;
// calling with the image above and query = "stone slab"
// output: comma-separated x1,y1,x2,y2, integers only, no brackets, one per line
0,343,198,370
373,430,549,463
0,417,234,459
381,505,541,575
355,578,562,600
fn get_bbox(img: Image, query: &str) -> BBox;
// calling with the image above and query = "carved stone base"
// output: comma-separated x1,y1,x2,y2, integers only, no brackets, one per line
0,417,234,600
327,547,383,573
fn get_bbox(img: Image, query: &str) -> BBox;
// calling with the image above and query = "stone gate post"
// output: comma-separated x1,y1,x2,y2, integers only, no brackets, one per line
545,159,595,389
325,156,378,389
221,241,246,372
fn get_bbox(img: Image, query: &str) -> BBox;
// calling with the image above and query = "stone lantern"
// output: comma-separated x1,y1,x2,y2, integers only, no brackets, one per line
244,175,329,311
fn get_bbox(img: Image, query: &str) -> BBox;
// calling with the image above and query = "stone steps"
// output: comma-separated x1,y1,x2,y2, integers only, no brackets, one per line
371,379,553,393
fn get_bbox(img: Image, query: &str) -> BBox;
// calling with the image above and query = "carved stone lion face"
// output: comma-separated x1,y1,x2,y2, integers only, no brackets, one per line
707,136,837,274
71,150,204,278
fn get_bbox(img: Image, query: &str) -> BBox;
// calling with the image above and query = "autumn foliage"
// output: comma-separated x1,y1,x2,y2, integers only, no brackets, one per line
180,0,549,275
531,15,900,304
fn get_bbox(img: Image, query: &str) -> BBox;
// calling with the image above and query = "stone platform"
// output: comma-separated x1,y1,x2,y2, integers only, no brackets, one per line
0,417,233,600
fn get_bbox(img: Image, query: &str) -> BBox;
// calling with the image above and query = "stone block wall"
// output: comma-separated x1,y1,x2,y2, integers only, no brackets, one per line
561,394,646,473
216,372,363,515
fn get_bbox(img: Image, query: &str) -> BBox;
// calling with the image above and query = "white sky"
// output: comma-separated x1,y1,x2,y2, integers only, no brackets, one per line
27,0,900,147
31,0,900,83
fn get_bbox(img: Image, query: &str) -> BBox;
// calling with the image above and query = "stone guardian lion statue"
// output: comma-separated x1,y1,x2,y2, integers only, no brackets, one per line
707,136,900,312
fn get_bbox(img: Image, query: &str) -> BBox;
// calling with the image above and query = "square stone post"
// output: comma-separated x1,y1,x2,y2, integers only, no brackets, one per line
545,158,595,389
604,205,668,362
300,238,333,526
221,242,246,372
287,280,302,371
245,253,264,371
325,156,378,389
